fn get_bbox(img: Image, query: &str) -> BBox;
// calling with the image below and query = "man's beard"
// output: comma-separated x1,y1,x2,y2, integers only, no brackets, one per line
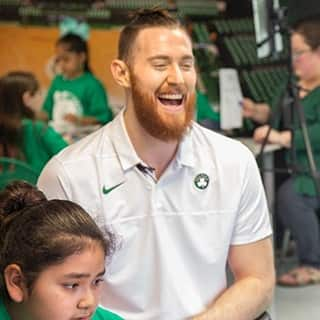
130,76,195,142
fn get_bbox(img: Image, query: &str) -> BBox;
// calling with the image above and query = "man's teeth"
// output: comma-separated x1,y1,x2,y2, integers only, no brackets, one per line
158,94,183,100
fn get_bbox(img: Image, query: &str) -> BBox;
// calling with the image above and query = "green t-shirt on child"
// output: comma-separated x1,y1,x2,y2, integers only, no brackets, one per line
0,299,123,320
43,72,113,125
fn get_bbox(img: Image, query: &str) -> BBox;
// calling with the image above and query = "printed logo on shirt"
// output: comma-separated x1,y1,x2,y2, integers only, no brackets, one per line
194,173,209,190
102,182,124,195
52,91,83,123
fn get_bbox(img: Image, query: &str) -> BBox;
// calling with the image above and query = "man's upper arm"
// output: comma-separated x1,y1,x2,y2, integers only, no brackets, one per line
228,237,275,282
228,148,275,286
37,158,69,200
232,149,272,245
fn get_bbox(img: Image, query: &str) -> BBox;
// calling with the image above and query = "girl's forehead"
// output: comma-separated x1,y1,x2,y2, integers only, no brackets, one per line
37,243,105,277
56,43,74,53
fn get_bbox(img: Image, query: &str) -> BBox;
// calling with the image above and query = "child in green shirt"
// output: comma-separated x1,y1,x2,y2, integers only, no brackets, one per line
0,71,68,174
43,33,113,128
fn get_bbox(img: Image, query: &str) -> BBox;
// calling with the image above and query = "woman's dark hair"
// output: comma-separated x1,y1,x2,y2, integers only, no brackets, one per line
0,181,115,300
0,71,38,158
293,18,320,50
57,33,91,73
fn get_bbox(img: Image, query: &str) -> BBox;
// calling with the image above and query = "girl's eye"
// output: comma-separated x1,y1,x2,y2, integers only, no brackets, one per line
93,278,105,286
63,283,79,289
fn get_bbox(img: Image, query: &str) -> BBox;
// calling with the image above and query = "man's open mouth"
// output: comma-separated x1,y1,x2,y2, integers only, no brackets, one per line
157,93,184,106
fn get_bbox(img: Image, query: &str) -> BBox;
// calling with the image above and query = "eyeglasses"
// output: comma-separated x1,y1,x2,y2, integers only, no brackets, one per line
291,49,312,60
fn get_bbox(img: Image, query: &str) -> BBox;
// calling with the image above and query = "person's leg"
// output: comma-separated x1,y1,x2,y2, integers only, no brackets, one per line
277,177,320,268
273,151,290,250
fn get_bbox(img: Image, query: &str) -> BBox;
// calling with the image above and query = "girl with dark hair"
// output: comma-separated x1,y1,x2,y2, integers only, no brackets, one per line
0,71,67,173
42,32,113,129
0,181,122,320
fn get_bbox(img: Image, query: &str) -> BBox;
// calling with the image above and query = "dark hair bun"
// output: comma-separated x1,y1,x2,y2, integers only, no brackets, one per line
0,181,46,216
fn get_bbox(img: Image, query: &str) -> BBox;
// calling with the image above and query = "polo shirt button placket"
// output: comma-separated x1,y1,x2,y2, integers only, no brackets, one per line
152,185,162,211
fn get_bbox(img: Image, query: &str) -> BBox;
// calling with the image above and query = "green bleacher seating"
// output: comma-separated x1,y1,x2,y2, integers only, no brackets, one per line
213,18,254,35
176,0,218,17
242,68,289,107
105,0,168,9
223,35,288,67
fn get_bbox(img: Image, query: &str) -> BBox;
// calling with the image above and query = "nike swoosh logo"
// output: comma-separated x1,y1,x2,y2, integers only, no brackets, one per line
102,182,124,195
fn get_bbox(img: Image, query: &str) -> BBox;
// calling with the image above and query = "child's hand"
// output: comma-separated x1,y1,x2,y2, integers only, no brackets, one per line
64,113,79,124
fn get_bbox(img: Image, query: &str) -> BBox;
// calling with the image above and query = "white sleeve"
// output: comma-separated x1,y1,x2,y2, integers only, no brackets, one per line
37,157,70,200
231,151,272,245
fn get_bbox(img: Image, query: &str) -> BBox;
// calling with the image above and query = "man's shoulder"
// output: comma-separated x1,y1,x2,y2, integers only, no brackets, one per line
191,122,251,157
56,121,114,164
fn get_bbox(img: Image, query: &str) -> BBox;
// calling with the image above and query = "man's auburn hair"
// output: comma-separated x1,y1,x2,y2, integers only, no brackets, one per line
118,8,182,63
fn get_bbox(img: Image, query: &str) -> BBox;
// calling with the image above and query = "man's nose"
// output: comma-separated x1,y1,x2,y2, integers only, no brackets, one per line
167,64,184,85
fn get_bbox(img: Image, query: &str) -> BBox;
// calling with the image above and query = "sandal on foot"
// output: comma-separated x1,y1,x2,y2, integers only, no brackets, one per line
277,266,320,287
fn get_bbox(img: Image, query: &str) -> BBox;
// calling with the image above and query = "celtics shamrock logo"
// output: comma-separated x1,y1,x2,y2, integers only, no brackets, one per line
194,173,209,190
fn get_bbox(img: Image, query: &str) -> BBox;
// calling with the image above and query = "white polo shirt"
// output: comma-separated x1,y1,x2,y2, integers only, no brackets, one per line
38,111,272,320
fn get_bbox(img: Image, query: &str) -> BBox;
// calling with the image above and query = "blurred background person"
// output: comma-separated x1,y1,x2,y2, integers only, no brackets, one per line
254,18,320,286
0,71,67,174
42,18,113,132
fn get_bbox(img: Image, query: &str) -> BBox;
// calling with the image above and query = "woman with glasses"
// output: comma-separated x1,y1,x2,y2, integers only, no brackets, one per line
253,18,320,286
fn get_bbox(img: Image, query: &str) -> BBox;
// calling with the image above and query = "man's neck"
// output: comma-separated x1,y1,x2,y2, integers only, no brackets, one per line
124,108,179,179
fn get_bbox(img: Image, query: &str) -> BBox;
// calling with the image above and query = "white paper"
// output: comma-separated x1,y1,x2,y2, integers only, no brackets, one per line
219,68,243,130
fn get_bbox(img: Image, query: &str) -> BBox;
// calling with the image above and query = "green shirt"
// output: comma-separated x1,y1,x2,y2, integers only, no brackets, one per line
196,90,220,122
21,119,68,174
43,72,113,125
0,299,123,320
92,307,123,320
0,300,10,320
290,86,320,196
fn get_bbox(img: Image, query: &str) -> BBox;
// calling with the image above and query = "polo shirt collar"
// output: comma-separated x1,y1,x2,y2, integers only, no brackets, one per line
109,111,196,171
109,110,141,172
175,126,195,168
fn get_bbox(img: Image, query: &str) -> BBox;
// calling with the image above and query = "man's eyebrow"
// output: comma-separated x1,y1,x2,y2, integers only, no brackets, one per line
63,269,106,279
180,55,194,62
148,55,194,62
148,55,170,62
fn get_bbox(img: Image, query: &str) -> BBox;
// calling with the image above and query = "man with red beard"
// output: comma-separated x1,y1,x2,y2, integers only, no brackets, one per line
38,9,275,320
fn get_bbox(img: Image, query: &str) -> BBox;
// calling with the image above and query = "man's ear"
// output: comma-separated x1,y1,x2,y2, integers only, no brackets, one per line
4,264,28,303
110,59,131,88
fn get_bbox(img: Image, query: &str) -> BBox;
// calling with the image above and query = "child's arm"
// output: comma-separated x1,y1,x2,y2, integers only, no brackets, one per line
42,77,58,121
35,121,68,155
64,113,100,126
83,79,113,125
